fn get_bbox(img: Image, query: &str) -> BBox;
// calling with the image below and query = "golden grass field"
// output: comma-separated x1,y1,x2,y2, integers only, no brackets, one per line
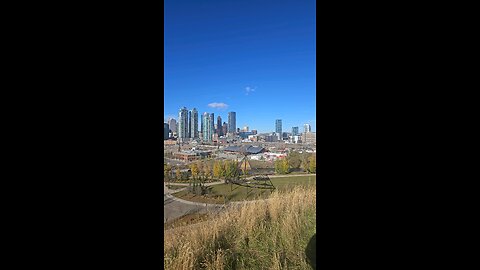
164,185,316,269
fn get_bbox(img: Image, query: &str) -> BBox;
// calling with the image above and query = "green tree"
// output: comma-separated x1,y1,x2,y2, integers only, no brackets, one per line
301,154,310,173
281,158,290,174
224,160,239,179
275,158,289,174
287,151,302,169
308,155,316,173
274,159,283,174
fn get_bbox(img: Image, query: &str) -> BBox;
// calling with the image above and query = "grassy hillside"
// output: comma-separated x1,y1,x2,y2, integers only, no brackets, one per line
164,186,316,269
173,175,316,204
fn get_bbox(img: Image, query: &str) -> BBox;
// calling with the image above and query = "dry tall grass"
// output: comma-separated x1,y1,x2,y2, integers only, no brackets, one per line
164,185,316,269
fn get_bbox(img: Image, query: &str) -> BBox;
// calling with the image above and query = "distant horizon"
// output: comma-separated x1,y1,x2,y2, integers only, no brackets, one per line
164,0,316,133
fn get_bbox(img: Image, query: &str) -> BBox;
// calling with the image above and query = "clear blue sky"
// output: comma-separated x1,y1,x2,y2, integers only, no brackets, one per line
164,0,316,133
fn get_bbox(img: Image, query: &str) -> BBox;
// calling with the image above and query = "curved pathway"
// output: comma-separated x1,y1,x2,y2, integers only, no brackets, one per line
163,174,316,223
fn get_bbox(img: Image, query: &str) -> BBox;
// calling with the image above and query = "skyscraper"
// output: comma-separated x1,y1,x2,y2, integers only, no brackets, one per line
164,123,169,140
275,119,282,140
217,116,222,136
200,113,205,139
222,122,227,136
228,112,236,134
178,107,189,142
168,118,177,135
202,112,214,142
304,124,311,133
209,113,215,141
190,108,198,138
292,126,299,136
188,111,192,138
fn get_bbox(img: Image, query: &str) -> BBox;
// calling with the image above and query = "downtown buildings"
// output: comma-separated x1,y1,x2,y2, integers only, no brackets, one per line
202,112,215,142
178,107,199,143
178,107,189,142
175,109,238,143
170,107,316,144
275,119,282,140
164,123,169,140
217,116,222,136
168,118,177,136
292,126,299,136
190,108,198,139
228,112,236,135
304,123,311,133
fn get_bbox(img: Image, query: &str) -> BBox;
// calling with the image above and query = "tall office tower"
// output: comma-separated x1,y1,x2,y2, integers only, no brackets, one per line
190,108,198,138
275,119,282,140
217,116,222,136
178,107,189,142
209,113,215,141
168,118,177,135
200,113,205,139
187,111,192,138
202,112,212,142
164,123,169,140
304,123,311,133
228,112,236,134
222,122,228,136
292,126,299,136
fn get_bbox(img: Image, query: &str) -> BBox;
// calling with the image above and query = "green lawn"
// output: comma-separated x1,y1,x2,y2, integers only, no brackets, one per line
173,175,316,204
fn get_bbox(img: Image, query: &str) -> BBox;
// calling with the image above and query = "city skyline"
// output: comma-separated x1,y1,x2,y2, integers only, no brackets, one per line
164,0,316,133
165,106,315,135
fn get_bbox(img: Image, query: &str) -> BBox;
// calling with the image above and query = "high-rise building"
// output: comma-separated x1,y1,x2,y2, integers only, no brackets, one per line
178,107,189,142
222,122,227,136
275,119,282,140
200,113,205,139
202,112,214,142
304,124,311,133
217,116,222,136
164,123,169,140
210,113,215,140
190,108,198,138
188,111,192,138
168,118,177,135
228,112,236,134
292,126,299,136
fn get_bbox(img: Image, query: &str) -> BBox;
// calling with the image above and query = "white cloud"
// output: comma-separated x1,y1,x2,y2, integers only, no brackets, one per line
245,86,256,95
208,102,229,109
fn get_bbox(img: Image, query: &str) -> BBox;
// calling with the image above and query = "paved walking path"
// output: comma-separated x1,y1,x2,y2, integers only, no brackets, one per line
163,174,316,223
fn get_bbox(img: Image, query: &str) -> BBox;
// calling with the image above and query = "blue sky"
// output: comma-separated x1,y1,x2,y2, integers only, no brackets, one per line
164,0,316,133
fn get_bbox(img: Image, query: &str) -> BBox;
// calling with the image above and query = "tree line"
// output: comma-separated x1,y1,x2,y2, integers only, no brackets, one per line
164,151,316,181
275,151,316,174
164,160,242,182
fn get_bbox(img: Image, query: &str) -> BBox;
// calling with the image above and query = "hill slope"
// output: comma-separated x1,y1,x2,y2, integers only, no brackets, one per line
164,186,316,269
